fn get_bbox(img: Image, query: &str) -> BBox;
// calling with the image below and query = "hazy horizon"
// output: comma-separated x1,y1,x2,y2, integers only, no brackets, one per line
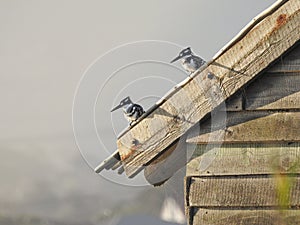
0,1,276,224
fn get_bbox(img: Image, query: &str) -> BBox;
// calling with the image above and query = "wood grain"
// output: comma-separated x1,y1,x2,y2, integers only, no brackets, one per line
187,111,300,144
187,175,300,207
186,143,300,176
191,208,300,225
245,72,300,110
117,0,300,177
268,43,300,73
224,93,244,111
221,44,300,112
221,44,300,111
143,138,186,186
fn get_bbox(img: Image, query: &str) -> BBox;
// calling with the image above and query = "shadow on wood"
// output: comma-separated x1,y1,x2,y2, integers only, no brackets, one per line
144,136,188,186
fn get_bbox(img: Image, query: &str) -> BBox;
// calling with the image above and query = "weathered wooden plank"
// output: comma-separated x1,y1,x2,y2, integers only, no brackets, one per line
268,43,300,73
220,41,300,113
117,0,300,177
222,72,300,111
220,70,300,112
94,150,120,173
186,143,300,176
191,208,300,225
187,175,300,207
245,72,300,110
187,111,300,144
185,178,193,225
143,137,187,186
224,92,244,111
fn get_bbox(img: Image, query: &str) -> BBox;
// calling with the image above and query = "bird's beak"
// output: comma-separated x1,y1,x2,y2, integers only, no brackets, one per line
170,55,181,63
111,104,122,112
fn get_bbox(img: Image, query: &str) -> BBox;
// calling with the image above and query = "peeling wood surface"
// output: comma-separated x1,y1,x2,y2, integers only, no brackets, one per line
186,143,300,176
191,208,300,225
187,175,300,207
187,111,300,144
117,0,300,177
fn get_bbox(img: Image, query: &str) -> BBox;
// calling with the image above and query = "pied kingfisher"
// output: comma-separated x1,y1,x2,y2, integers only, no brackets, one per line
171,47,246,76
171,47,206,74
111,96,145,125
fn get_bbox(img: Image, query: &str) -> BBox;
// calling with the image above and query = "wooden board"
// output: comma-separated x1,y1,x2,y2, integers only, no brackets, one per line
222,44,300,112
268,43,300,73
186,143,300,176
245,72,300,110
224,92,244,111
187,111,300,144
187,175,300,207
191,208,300,225
143,137,187,186
216,43,300,112
116,0,300,177
222,43,300,111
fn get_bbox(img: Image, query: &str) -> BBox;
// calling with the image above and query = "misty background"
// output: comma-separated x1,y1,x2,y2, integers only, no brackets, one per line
1,1,276,224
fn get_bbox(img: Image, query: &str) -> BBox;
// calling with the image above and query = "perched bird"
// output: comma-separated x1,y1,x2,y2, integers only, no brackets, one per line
170,47,206,74
171,47,246,76
111,96,145,125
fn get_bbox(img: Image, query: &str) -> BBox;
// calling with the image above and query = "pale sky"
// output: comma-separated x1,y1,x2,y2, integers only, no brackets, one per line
0,0,276,224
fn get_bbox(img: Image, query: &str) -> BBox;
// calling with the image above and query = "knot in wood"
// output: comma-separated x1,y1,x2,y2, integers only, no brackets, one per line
275,14,287,29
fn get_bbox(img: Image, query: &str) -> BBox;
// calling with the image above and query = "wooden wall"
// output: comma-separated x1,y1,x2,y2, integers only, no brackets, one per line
185,43,300,225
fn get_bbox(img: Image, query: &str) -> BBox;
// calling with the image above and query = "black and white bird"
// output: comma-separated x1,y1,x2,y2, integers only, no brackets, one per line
170,47,206,74
111,96,145,125
171,47,246,76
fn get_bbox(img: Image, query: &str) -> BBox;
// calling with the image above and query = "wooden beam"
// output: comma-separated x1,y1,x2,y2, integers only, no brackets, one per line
190,208,300,225
187,175,300,207
187,111,300,144
245,72,300,110
144,138,187,186
215,45,300,112
94,150,120,173
117,0,300,177
224,93,244,111
268,43,300,73
186,142,300,176
222,43,300,111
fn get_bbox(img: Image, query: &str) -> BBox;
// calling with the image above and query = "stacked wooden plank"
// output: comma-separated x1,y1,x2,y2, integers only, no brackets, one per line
114,0,300,179
95,0,300,223
185,41,300,225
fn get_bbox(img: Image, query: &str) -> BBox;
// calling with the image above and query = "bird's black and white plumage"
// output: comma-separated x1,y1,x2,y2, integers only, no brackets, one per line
171,47,246,76
171,47,206,74
111,96,145,125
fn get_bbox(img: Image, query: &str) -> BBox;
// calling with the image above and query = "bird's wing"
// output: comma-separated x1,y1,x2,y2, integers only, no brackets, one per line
134,104,144,115
193,55,206,68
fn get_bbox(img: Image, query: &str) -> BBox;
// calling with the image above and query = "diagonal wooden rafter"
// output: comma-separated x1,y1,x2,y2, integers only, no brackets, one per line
94,0,300,178
116,0,300,178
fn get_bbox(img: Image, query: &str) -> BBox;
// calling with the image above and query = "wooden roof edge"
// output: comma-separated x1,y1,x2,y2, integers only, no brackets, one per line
213,0,288,60
94,150,122,173
96,0,300,178
117,0,290,139
120,0,300,177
